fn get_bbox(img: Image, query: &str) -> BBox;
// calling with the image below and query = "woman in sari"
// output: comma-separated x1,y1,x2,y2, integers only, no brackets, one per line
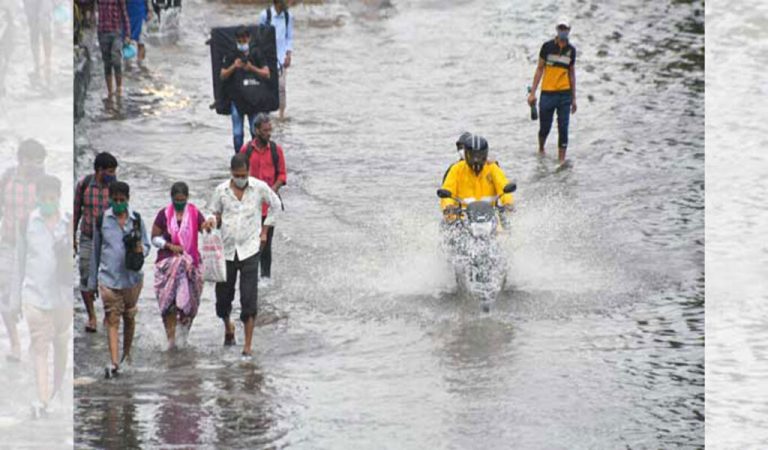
151,182,211,349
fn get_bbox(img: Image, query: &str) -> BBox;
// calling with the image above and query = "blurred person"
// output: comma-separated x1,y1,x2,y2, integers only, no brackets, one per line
208,154,280,358
259,0,293,119
74,152,118,333
0,5,14,98
76,0,96,27
16,175,72,418
220,26,270,153
24,0,54,89
97,0,130,97
88,181,150,378
239,113,286,284
151,182,212,350
0,139,46,363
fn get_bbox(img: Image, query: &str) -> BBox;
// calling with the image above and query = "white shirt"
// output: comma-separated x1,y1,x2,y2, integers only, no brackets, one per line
259,6,294,67
209,177,281,261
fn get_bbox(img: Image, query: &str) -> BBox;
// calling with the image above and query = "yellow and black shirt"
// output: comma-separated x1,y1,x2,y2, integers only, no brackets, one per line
539,39,576,93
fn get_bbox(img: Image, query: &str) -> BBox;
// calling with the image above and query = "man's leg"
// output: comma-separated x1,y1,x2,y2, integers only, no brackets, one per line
121,282,142,364
215,258,238,344
260,220,275,279
278,69,287,119
1,311,20,360
238,254,259,356
78,236,98,331
111,34,123,96
538,93,556,155
555,93,572,163
52,306,72,399
100,287,122,368
98,32,115,96
25,306,51,405
231,102,245,153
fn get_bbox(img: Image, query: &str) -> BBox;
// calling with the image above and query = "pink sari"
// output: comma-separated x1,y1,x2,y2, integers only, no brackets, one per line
166,203,200,267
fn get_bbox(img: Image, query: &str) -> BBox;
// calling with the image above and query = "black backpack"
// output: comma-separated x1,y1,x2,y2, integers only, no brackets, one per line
96,210,145,272
245,140,286,211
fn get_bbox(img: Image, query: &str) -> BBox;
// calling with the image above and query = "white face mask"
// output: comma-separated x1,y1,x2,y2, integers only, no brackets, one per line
233,176,249,189
457,150,465,161
237,43,249,53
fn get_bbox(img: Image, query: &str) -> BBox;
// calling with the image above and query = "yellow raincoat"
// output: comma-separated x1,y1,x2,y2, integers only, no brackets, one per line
440,161,514,210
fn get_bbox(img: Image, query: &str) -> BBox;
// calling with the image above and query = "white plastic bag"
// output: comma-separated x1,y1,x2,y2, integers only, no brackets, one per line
201,230,226,283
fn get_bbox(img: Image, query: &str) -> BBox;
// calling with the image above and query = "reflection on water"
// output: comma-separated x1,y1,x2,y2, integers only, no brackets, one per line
75,0,703,447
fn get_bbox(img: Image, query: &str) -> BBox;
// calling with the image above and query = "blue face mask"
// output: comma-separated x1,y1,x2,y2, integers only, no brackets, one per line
102,174,116,185
237,43,249,53
558,30,569,41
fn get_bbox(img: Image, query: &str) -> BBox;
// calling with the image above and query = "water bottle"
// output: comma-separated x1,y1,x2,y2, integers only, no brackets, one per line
527,86,538,121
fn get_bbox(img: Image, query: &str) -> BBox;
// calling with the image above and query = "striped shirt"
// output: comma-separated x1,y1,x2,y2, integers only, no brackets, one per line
74,175,111,239
97,0,130,35
539,39,576,93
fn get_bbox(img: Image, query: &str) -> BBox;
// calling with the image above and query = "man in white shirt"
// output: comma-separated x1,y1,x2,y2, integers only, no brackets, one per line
259,0,293,119
207,153,281,358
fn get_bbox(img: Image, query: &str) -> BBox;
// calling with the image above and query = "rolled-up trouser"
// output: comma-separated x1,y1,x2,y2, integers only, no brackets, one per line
98,31,123,78
538,91,572,149
215,252,259,323
100,283,142,327
78,234,93,291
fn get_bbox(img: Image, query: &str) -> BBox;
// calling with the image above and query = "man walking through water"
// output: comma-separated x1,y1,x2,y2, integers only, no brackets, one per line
220,27,271,153
96,0,130,97
527,18,578,165
74,152,119,333
260,0,294,120
240,113,286,285
208,154,281,359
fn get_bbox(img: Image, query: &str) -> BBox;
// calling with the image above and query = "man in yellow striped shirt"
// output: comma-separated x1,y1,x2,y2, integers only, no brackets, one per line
528,19,578,164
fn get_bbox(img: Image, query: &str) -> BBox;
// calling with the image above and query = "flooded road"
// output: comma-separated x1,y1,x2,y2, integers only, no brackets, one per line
74,0,703,447
705,0,768,447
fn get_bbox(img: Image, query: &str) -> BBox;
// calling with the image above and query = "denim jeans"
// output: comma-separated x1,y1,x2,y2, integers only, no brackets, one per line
231,102,256,154
538,92,572,149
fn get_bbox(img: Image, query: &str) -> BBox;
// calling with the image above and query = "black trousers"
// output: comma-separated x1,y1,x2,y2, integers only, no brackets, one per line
215,252,259,323
260,216,275,278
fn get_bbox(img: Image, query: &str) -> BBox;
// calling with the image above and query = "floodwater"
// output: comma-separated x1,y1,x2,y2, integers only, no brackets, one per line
74,0,704,448
705,0,768,448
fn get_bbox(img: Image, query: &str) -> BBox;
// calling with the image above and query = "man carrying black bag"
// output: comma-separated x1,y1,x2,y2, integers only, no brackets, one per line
220,27,271,154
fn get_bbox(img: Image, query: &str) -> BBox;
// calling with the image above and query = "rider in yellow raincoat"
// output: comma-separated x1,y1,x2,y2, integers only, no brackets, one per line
440,135,514,219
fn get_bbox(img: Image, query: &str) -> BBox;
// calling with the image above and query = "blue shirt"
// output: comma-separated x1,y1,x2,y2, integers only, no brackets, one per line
259,6,294,67
88,207,150,290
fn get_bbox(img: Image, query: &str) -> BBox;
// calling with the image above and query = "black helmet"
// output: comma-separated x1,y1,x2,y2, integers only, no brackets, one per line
465,135,488,174
456,132,472,150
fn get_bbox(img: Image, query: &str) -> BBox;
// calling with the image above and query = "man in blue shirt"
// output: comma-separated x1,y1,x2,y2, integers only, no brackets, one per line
259,0,294,119
88,181,150,378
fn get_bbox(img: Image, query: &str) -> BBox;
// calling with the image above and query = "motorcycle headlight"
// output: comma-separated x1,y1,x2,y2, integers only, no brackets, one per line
469,221,494,237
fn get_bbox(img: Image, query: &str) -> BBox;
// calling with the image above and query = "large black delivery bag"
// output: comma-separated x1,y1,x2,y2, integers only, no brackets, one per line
210,25,279,115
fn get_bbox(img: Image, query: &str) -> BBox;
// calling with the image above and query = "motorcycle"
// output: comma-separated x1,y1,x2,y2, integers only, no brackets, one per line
437,182,516,312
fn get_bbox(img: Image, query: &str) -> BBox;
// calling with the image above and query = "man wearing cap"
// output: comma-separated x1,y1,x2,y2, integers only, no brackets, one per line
527,18,577,164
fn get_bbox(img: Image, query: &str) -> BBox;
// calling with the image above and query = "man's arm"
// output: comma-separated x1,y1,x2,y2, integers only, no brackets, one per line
528,58,546,105
569,63,577,114
220,57,243,80
246,61,270,79
284,13,293,68
87,216,102,291
440,164,460,210
72,179,83,247
273,146,287,192
491,165,514,207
